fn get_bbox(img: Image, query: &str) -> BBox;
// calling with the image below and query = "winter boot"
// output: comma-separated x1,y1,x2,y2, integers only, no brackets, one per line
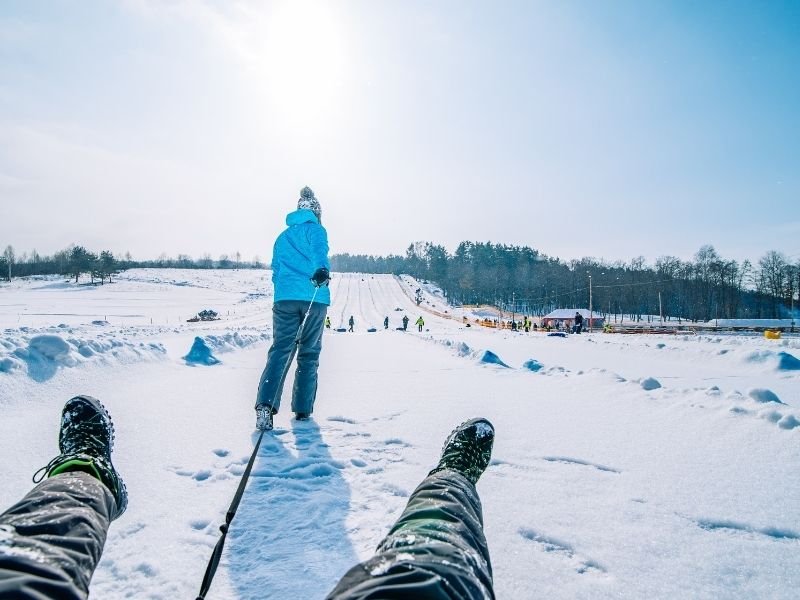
294,412,311,421
33,395,128,518
429,418,494,485
255,405,276,431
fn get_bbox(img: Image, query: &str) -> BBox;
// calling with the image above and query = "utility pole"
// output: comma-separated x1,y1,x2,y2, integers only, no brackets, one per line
512,291,516,327
659,291,663,326
588,274,593,332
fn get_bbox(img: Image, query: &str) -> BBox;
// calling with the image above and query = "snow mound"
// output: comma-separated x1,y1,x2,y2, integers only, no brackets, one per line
29,334,72,361
777,352,800,371
435,338,473,358
184,337,220,365
640,377,662,391
748,388,784,404
0,357,20,373
522,359,544,372
203,330,269,353
478,350,510,368
778,415,800,430
456,342,472,357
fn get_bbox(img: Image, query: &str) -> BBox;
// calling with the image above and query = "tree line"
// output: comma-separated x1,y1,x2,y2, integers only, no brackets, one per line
0,245,264,284
3,241,798,322
331,242,799,322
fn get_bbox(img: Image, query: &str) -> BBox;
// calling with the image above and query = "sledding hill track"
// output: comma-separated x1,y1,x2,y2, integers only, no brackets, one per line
327,273,452,332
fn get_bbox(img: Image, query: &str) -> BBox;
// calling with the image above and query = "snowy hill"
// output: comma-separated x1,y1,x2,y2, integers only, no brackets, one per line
1,269,798,598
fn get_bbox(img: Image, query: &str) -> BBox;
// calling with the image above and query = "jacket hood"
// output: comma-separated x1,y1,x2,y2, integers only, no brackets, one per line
286,208,320,226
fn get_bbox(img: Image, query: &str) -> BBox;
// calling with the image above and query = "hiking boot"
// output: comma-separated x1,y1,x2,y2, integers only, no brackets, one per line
294,412,311,421
429,418,494,485
33,395,128,519
255,405,276,431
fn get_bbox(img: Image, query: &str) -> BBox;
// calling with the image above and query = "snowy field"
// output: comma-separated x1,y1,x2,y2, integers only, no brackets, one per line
1,269,799,599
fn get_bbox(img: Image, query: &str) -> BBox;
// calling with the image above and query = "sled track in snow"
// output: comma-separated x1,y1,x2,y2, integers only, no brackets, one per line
337,273,353,329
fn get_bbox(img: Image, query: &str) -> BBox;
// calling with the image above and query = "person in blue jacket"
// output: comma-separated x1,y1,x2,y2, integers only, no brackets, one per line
255,187,331,430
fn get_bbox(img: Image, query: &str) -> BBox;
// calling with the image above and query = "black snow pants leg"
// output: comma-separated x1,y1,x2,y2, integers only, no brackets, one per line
256,300,327,413
326,470,494,600
0,472,115,600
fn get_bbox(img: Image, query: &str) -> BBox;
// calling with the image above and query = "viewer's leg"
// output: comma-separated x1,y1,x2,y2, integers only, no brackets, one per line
0,473,114,599
327,419,495,600
256,300,303,411
292,303,327,416
0,395,126,599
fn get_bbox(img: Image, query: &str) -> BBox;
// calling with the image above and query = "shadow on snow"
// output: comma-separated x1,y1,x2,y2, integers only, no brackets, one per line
228,420,358,598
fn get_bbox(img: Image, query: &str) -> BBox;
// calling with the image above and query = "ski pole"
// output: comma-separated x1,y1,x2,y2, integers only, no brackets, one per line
197,286,321,599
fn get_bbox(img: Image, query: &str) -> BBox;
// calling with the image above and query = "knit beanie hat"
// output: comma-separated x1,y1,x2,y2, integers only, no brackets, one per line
297,186,322,220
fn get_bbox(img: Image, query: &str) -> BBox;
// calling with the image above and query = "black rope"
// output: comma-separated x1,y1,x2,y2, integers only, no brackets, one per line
196,286,322,598
196,427,265,599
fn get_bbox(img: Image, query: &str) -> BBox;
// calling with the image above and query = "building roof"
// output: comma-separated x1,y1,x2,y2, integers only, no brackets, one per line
542,309,602,320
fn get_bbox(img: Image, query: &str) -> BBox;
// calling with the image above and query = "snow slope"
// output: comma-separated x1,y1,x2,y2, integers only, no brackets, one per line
1,270,798,599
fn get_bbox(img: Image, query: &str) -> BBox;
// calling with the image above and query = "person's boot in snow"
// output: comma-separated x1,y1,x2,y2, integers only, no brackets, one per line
429,418,494,485
33,395,128,517
255,405,276,431
294,412,311,421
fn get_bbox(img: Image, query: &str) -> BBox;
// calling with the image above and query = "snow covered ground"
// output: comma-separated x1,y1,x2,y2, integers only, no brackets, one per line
1,269,798,599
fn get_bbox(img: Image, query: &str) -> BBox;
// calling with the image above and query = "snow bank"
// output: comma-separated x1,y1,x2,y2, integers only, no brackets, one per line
202,330,270,353
0,331,166,381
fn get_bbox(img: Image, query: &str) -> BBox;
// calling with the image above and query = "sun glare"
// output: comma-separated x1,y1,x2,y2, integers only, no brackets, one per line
253,1,347,133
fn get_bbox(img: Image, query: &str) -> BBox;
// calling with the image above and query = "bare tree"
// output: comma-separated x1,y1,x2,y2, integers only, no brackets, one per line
3,245,14,281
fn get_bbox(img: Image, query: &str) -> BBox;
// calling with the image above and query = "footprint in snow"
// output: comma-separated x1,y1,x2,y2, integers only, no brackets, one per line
694,518,800,541
189,519,211,531
542,456,621,474
328,415,357,424
519,528,609,577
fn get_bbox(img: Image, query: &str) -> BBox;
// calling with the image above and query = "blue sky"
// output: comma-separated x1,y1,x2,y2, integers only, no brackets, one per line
0,0,798,264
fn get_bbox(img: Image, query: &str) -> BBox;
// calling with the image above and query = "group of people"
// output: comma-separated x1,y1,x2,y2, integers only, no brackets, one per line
0,187,498,598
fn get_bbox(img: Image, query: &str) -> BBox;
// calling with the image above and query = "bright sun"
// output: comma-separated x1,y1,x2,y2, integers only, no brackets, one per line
253,1,347,132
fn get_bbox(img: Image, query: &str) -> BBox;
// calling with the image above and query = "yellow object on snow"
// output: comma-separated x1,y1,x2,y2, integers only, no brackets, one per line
764,330,781,340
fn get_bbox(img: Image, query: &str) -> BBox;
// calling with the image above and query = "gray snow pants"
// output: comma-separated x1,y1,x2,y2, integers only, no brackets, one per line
327,470,495,600
256,300,327,414
0,472,115,600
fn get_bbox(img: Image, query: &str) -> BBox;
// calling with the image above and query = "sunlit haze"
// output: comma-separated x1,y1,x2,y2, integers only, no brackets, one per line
1,0,798,264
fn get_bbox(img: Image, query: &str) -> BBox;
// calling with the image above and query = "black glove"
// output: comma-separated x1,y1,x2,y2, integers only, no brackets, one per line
311,267,331,287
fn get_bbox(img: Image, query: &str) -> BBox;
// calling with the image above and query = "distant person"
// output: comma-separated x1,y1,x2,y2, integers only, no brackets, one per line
384,316,389,329
348,315,355,332
402,315,410,331
573,312,584,334
416,316,425,332
255,186,330,429
325,316,331,329
0,398,496,600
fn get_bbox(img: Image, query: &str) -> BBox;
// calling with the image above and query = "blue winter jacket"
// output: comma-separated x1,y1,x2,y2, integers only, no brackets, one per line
271,209,331,305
